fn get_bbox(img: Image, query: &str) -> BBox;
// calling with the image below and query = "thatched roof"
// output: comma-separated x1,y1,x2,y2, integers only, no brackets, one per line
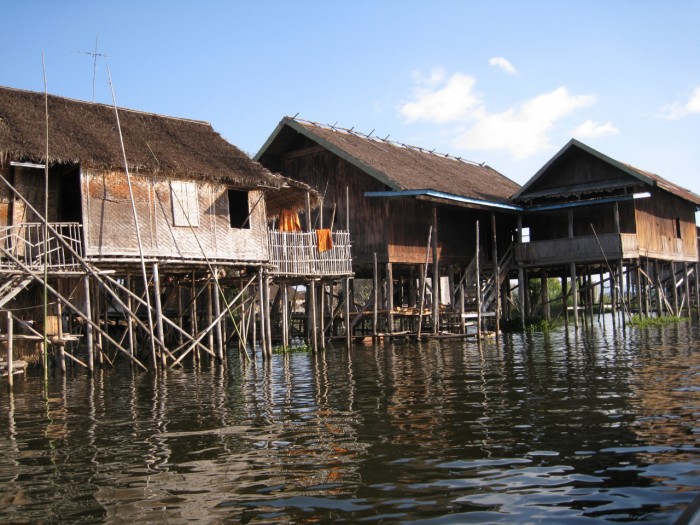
0,85,277,187
0,85,318,217
256,117,520,205
514,139,700,207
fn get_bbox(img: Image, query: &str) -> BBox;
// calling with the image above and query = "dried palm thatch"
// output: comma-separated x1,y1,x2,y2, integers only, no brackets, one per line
0,85,318,213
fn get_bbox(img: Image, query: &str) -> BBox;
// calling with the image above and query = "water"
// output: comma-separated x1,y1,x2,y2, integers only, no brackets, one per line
1,317,699,524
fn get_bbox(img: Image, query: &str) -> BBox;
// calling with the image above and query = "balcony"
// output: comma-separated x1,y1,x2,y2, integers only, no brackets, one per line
268,230,353,277
1,223,84,272
515,233,639,268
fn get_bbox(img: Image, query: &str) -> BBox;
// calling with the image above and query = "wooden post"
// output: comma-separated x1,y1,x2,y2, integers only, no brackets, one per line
257,268,267,356
83,276,94,373
432,205,440,335
282,281,289,351
490,212,500,335
213,268,224,361
373,253,378,339
318,279,326,351
343,277,351,349
309,278,318,352
191,271,199,362
153,263,166,367
570,263,579,329
516,215,526,330
670,261,679,316
57,301,65,374
695,262,700,315
541,270,550,321
127,274,135,358
417,226,433,339
6,311,13,389
684,262,691,318
206,277,214,357
176,276,184,346
562,275,569,325
387,262,394,336
654,259,663,317
476,220,483,339
459,269,466,334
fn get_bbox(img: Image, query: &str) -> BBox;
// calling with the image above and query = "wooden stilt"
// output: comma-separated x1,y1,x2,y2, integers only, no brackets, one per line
265,274,273,356
476,220,483,338
541,270,550,321
373,253,378,339
695,262,700,315
671,261,679,315
153,263,166,367
387,262,394,336
490,212,500,335
309,278,318,352
459,268,466,334
191,271,199,362
654,259,663,317
319,280,326,351
257,269,267,356
562,274,569,325
684,262,691,318
213,268,224,361
176,276,184,346
127,274,135,359
570,263,579,329
83,276,94,373
206,277,214,357
57,301,65,374
432,206,440,334
6,311,13,389
417,226,433,339
343,277,351,349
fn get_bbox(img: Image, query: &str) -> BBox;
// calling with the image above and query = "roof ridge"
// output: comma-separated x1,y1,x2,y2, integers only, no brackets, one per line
0,85,211,127
287,115,487,168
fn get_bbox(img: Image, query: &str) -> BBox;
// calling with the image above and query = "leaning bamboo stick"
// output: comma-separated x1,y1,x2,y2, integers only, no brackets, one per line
417,226,433,339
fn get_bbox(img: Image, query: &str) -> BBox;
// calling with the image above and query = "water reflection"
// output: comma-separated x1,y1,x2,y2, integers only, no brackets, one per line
0,316,698,523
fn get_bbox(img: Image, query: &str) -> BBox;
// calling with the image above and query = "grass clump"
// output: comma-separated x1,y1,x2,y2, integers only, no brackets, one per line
629,314,687,327
272,343,312,354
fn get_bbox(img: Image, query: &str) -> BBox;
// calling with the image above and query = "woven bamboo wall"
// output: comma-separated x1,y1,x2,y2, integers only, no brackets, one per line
82,168,269,263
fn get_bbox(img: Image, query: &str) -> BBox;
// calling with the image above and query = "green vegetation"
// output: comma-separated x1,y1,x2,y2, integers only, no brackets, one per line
629,314,688,327
272,343,312,354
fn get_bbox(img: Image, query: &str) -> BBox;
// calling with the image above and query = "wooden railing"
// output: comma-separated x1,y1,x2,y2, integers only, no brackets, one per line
515,233,633,267
0,223,84,271
268,230,353,277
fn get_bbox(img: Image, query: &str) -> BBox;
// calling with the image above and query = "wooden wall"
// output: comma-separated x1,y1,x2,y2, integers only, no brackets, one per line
281,149,387,265
634,189,698,260
82,168,269,263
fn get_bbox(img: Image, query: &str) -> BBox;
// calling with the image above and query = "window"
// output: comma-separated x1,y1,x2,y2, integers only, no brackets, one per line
171,181,199,227
521,226,531,243
228,189,250,229
674,217,682,239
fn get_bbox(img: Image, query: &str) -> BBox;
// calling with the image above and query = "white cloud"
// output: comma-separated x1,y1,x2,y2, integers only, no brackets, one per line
400,71,481,123
452,87,596,159
659,85,700,120
489,56,518,75
572,119,620,139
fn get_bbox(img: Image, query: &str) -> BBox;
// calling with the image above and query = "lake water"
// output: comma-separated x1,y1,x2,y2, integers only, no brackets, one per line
1,316,699,524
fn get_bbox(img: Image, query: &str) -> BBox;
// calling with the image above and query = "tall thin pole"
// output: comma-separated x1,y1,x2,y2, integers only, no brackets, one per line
108,68,158,369
42,52,49,384
417,226,432,339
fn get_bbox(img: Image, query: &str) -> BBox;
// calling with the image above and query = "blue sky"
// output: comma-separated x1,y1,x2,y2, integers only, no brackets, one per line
3,1,699,216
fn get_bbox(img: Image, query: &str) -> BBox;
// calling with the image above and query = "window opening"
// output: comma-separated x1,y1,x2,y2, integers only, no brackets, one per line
228,189,250,229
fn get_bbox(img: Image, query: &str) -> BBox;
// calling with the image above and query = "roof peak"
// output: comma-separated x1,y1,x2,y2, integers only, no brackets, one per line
285,115,488,169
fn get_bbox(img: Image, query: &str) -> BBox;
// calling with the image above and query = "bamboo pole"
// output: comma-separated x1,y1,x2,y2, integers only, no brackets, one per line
417,227,432,339
387,262,394,336
6,311,13,390
108,68,158,370
684,262,691,318
432,206,440,335
490,212,500,336
476,220,482,339
282,281,289,351
265,274,273,356
213,268,224,361
57,301,65,374
695,262,700,315
83,276,94,372
309,279,318,352
373,253,378,339
343,277,351,349
153,263,167,367
671,261,679,315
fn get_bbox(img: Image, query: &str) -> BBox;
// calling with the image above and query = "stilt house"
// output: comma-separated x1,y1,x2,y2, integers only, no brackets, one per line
0,86,314,372
513,139,700,324
256,117,521,336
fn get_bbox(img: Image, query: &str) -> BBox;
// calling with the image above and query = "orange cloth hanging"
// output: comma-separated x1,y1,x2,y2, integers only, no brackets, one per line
316,229,333,252
278,209,301,232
